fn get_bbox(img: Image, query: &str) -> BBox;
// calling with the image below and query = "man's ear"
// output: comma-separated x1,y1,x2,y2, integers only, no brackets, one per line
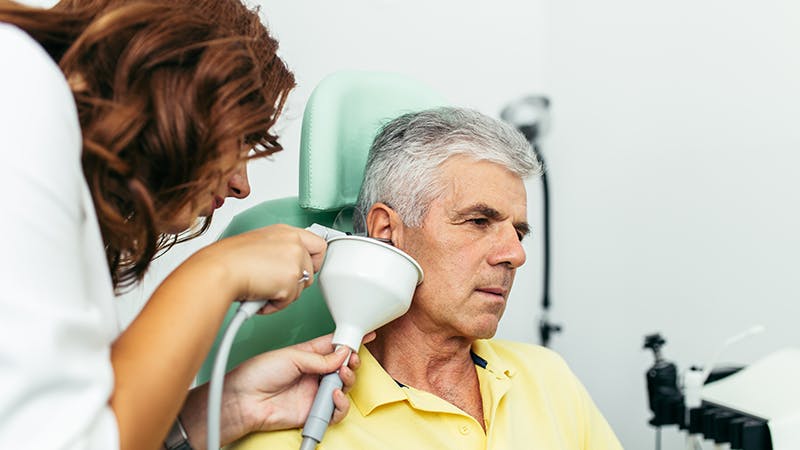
366,203,404,244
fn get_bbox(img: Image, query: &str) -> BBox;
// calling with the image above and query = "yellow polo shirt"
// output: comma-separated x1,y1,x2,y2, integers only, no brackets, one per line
228,339,622,450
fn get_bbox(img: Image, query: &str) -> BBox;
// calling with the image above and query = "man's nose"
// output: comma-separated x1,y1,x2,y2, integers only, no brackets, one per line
227,164,251,199
489,224,527,269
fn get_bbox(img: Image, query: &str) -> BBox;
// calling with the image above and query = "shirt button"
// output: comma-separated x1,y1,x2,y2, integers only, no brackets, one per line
459,425,470,435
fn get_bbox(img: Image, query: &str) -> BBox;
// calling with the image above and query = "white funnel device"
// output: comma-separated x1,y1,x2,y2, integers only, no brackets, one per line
209,229,423,450
317,235,423,351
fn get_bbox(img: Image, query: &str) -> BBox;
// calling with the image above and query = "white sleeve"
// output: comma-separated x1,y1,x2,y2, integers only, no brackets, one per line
0,24,119,449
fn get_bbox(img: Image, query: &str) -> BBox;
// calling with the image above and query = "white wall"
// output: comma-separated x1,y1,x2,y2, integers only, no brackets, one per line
545,1,800,449
117,1,800,449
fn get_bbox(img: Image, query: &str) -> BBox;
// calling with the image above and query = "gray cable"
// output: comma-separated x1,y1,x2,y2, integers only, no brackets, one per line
207,301,265,449
299,437,318,450
300,371,344,450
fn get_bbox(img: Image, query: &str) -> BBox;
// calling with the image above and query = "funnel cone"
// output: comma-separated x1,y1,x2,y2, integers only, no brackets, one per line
318,236,423,350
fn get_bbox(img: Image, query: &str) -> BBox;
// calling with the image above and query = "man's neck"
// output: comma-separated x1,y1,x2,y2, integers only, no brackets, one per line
366,318,486,429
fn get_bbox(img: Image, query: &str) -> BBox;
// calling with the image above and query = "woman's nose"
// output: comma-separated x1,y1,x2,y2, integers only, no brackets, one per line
227,165,251,199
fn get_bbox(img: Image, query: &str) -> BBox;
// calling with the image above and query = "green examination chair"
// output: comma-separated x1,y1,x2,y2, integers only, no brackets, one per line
196,71,445,384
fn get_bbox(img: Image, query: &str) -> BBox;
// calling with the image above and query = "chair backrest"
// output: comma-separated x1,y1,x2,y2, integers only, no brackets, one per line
196,71,445,384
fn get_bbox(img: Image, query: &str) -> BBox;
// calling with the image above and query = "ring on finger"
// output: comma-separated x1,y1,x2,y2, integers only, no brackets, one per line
298,269,311,284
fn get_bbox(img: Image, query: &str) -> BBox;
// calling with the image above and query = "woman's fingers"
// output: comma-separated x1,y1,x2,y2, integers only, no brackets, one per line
330,389,350,424
361,331,377,345
214,224,324,309
295,332,375,355
338,364,355,393
256,254,314,315
281,345,349,378
292,333,335,354
296,227,328,272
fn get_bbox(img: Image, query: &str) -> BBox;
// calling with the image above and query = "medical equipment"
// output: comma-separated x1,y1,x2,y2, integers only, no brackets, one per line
642,327,800,450
643,333,683,432
700,348,800,450
500,95,561,347
207,223,423,450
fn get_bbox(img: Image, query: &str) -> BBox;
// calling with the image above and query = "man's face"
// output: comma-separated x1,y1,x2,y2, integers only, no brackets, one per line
400,156,529,340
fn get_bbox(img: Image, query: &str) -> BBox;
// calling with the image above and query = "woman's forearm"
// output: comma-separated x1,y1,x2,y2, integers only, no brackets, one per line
110,247,237,450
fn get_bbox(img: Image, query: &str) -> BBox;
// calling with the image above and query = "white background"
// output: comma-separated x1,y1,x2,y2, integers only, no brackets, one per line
96,1,800,448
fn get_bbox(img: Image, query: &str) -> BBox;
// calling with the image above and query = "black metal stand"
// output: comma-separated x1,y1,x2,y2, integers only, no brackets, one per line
533,146,561,347
501,95,561,347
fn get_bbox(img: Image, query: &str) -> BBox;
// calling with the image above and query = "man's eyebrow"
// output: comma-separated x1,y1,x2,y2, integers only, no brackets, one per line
455,204,531,237
455,203,502,220
515,222,531,238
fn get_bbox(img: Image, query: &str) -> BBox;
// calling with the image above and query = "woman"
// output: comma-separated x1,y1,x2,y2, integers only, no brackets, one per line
0,1,362,449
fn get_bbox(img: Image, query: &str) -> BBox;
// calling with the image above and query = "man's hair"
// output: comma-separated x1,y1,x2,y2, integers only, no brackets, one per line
355,106,541,232
0,0,295,290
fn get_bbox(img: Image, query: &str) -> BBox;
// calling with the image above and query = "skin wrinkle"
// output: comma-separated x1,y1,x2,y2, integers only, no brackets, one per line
451,203,531,241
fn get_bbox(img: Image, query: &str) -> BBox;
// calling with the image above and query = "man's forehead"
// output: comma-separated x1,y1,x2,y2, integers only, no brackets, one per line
434,157,528,215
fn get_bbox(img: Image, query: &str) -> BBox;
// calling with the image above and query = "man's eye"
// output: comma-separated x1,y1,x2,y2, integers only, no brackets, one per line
469,218,490,226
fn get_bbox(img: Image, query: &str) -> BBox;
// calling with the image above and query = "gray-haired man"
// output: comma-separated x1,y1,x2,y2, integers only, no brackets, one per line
232,107,622,449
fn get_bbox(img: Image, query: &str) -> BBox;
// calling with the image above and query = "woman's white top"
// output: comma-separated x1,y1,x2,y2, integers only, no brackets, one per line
0,23,121,449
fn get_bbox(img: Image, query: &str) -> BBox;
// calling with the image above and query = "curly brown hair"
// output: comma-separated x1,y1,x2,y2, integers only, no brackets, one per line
1,0,295,290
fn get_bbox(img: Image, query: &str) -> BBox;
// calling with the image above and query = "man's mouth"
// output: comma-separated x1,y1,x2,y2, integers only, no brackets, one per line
476,286,508,299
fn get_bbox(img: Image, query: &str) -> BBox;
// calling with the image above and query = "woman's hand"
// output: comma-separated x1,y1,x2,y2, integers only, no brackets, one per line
180,333,375,448
121,224,330,449
195,224,327,313
228,333,371,431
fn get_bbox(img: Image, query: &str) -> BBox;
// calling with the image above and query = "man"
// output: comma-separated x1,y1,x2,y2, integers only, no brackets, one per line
230,107,622,449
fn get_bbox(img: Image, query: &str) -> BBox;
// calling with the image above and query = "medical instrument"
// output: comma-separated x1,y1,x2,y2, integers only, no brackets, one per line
500,95,561,347
644,333,683,436
642,326,788,450
701,348,800,450
206,223,423,450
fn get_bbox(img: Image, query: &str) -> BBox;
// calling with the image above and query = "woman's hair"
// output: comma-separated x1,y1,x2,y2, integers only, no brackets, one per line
1,0,295,290
355,107,540,232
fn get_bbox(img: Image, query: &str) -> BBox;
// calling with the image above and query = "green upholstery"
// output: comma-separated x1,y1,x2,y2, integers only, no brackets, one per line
196,71,445,385
299,71,447,211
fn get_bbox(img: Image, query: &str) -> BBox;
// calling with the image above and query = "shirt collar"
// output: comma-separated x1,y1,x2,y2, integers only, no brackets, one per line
471,339,517,379
350,339,516,417
350,346,408,416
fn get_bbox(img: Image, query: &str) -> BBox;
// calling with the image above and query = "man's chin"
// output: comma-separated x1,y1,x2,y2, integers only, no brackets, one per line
468,318,501,340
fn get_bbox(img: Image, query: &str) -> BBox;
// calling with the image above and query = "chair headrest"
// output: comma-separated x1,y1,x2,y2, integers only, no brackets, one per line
298,70,446,211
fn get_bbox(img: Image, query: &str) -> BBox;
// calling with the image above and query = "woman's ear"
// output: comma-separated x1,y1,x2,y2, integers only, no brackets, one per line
366,203,403,245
